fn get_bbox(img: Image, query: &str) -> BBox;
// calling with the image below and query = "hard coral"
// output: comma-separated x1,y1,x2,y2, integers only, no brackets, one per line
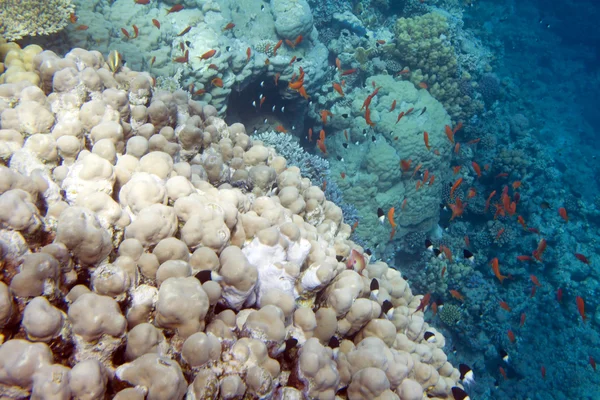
0,43,462,400
0,0,75,41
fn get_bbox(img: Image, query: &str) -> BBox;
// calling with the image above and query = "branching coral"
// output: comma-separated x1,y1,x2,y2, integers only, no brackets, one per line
0,0,75,41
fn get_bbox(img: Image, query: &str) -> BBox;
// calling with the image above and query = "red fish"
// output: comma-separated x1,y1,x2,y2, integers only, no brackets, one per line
530,285,537,298
200,49,217,60
75,25,89,30
390,100,396,111
499,366,507,380
152,19,160,29
517,215,527,230
166,4,184,14
395,111,405,124
532,238,547,261
422,131,431,151
308,128,313,142
432,302,438,316
575,253,590,264
530,275,541,287
485,190,497,213
507,329,515,343
516,255,532,262
275,125,287,133
121,27,130,38
70,13,78,23
472,161,482,178
490,258,507,283
512,181,521,190
387,207,396,228
558,207,569,222
577,296,587,323
556,288,563,303
499,301,511,311
520,313,526,327
418,81,428,89
449,198,466,221
177,26,191,36
441,266,446,279
444,125,454,143
341,68,357,76
173,50,189,63
135,0,150,3
413,292,432,314
591,356,597,372
400,159,412,172
454,143,460,154
449,289,465,302
273,39,283,56
222,22,235,31
247,47,252,62
274,73,280,86
211,77,223,87
450,177,463,199
332,82,344,96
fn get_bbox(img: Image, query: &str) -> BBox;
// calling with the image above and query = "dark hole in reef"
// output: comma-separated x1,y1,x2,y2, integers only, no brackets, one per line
225,78,307,137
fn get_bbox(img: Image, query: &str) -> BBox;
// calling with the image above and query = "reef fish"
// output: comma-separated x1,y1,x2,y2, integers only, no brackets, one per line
577,296,587,323
166,4,184,14
413,292,431,314
346,249,366,272
200,49,217,59
575,253,590,264
490,258,507,283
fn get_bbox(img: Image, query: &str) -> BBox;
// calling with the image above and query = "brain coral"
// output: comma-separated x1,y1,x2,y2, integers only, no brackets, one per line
0,43,464,399
0,0,75,41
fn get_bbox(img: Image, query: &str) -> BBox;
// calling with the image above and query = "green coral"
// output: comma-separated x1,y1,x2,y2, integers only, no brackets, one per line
439,304,461,326
393,12,482,121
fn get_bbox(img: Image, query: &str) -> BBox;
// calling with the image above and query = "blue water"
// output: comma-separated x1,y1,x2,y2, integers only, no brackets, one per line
13,0,600,398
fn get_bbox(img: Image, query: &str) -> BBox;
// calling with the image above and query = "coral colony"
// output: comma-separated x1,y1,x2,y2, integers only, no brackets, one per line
0,0,598,398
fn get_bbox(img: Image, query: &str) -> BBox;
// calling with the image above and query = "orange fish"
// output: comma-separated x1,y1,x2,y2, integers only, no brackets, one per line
423,131,431,150
332,82,344,96
517,215,527,229
222,22,235,31
308,128,313,142
166,4,184,14
429,175,435,185
450,177,463,199
76,24,89,31
467,188,476,199
150,56,156,67
530,285,537,298
365,108,375,127
516,255,532,262
173,50,189,63
507,329,516,343
467,138,481,144
577,296,587,323
532,238,547,261
499,366,507,380
135,0,150,3
387,207,396,228
294,35,303,47
376,39,386,44
444,125,454,143
423,170,429,183
121,27,130,38
411,163,422,178
414,292,432,314
441,266,446,278
193,88,205,96
485,190,497,213
432,302,438,316
177,26,191,36
152,19,160,29
259,96,266,108
575,253,590,264
512,181,521,190
520,312,526,327
335,58,341,70
405,107,414,115
416,181,423,191
246,47,252,62
390,100,397,111
395,111,405,124
396,68,410,75
69,13,78,23
200,49,217,60
454,142,460,154
418,81,428,89
344,130,349,142
207,64,218,70
340,172,346,179
558,207,568,222
464,235,470,248
449,289,465,302
132,24,139,38
472,161,482,178
351,221,359,233
320,110,333,125
490,258,508,283
440,245,453,262
530,275,541,287
499,301,511,311
341,68,357,76
211,77,223,87
402,199,407,210
400,159,412,172
275,125,287,133
495,228,505,240
452,165,462,175
317,138,327,154
449,198,466,221
289,56,297,65
273,39,283,56
590,356,596,372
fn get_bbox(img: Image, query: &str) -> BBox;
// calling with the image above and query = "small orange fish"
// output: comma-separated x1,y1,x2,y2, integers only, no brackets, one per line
575,253,590,264
246,47,252,62
441,266,446,279
340,172,346,179
344,130,349,142
152,19,161,29
289,55,297,65
520,312,526,327
517,215,527,229
490,258,508,284
133,24,139,38
346,249,366,273
472,161,482,178
177,26,191,36
485,190,496,213
317,137,327,154
414,292,432,314
121,27,130,38
402,199,407,210
411,163,422,178
499,301,511,311
495,228,504,240
351,221,358,233
432,302,438,316
193,88,205,96
211,77,223,87
428,175,435,185
376,39,386,44
150,56,156,67
173,50,189,63
558,207,568,222
364,108,375,127
200,49,217,60
449,289,465,302
275,125,287,133
259,97,266,108
464,235,470,247
445,125,454,143
322,180,327,191
512,181,521,190
395,111,405,124
454,143,460,154
332,82,344,96
467,188,476,199
516,255,531,262
396,68,410,75
320,110,333,125
577,296,586,323
400,159,412,172
76,24,89,31
335,58,341,70
166,4,184,14
423,131,431,150
387,207,396,228
530,275,541,287
507,329,516,343
69,13,78,23
499,366,507,380
452,166,461,175
207,64,218,70
450,177,463,199
294,35,303,47
532,238,547,261
418,81,428,89
273,39,283,56
135,0,150,3
308,128,313,142
390,100,397,112
341,68,357,76
222,22,235,31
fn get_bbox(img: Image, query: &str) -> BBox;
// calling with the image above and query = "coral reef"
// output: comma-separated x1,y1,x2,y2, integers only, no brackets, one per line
0,43,463,399
0,0,75,41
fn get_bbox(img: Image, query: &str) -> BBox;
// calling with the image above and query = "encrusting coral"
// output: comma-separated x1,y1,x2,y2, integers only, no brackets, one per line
0,42,464,399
